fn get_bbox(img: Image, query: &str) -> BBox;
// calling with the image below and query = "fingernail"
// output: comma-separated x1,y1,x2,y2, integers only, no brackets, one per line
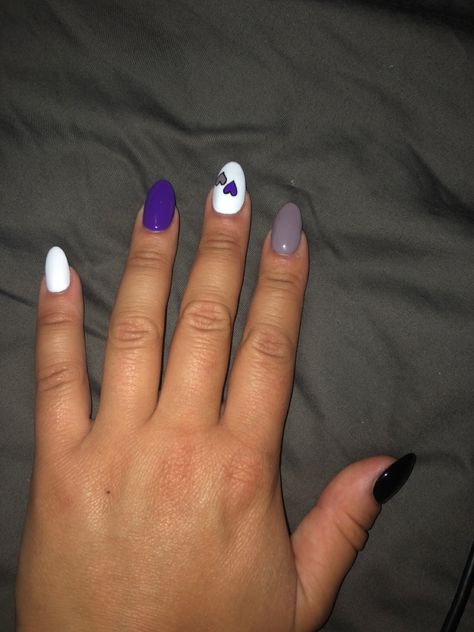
143,179,176,231
271,202,302,255
212,161,245,214
373,453,417,504
45,246,70,293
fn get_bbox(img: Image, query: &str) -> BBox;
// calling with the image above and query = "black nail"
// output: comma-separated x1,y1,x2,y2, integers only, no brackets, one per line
373,453,417,504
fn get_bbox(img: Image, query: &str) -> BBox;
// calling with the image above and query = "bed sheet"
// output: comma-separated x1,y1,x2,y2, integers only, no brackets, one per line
1,1,473,630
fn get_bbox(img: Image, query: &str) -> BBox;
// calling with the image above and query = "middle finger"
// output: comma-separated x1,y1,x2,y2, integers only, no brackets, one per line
158,162,249,426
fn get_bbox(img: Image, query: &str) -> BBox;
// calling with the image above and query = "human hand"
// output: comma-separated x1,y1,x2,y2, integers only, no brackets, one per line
16,163,415,632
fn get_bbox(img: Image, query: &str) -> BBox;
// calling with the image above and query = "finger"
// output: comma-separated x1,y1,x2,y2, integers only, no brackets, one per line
97,180,179,429
224,203,308,456
292,454,417,632
159,162,249,426
36,247,90,456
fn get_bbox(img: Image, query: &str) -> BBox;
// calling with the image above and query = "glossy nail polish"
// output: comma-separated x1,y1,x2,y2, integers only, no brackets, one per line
373,453,417,504
271,202,302,255
212,161,245,214
45,246,70,293
143,179,176,231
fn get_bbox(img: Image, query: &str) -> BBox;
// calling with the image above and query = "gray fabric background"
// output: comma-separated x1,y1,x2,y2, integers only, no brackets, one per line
1,1,473,630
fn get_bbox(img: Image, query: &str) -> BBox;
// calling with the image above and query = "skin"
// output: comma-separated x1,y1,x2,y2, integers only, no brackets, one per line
16,191,394,632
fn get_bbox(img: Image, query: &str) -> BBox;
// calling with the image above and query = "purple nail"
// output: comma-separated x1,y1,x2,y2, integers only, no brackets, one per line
271,203,302,255
143,179,176,231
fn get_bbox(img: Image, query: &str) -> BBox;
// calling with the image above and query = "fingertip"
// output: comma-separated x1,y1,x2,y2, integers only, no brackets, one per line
299,229,308,253
322,455,396,507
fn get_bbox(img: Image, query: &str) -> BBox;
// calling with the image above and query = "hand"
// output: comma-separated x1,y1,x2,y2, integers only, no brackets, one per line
16,166,415,632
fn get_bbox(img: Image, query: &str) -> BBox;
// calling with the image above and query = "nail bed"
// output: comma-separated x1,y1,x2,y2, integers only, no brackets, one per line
212,161,245,215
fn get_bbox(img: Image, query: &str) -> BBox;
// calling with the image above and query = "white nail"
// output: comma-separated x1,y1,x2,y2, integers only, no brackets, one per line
212,161,246,214
45,246,71,293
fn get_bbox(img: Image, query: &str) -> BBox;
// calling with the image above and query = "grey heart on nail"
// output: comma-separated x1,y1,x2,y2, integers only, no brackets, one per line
216,172,227,186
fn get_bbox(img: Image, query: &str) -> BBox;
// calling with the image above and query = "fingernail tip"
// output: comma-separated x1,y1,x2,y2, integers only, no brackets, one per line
373,452,417,505
400,452,417,472
46,245,67,258
45,246,71,293
220,159,244,171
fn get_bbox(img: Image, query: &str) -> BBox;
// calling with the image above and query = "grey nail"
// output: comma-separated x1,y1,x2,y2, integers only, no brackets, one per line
271,203,302,255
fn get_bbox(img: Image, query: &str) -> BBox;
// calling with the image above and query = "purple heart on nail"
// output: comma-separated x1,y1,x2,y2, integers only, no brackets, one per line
223,180,237,196
216,172,227,186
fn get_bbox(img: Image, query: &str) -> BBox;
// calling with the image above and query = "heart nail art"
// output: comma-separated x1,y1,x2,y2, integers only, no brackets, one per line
216,172,227,186
212,161,245,214
223,180,237,197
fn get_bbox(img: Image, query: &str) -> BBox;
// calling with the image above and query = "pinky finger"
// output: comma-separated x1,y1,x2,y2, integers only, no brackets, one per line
35,247,90,457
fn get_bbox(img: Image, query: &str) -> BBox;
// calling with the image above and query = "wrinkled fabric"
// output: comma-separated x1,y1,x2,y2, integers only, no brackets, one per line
1,1,473,630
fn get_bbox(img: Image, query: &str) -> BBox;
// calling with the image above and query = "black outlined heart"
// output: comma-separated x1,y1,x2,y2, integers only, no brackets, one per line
223,180,237,196
216,172,227,186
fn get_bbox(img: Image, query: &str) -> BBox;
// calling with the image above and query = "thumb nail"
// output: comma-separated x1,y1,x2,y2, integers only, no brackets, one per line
373,453,417,504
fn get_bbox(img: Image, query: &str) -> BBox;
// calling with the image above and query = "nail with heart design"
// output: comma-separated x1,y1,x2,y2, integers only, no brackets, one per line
212,161,245,214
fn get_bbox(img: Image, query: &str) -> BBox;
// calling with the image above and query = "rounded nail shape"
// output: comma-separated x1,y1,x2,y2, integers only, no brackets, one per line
212,161,245,215
143,179,176,231
45,246,70,293
271,202,302,255
373,453,417,504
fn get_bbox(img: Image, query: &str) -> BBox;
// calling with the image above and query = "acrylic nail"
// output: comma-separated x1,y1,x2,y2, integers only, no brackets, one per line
143,179,176,231
212,161,246,214
45,246,70,293
373,453,417,504
271,202,302,255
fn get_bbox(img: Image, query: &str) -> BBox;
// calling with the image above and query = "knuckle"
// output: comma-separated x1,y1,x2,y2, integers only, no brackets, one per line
153,437,207,506
200,233,241,259
38,310,77,330
224,449,265,491
109,313,162,350
333,509,369,554
222,447,270,513
128,247,171,272
180,299,232,335
36,361,83,396
244,323,294,364
260,268,303,298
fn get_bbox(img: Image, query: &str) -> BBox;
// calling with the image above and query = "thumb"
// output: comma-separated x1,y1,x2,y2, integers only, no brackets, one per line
291,454,416,631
